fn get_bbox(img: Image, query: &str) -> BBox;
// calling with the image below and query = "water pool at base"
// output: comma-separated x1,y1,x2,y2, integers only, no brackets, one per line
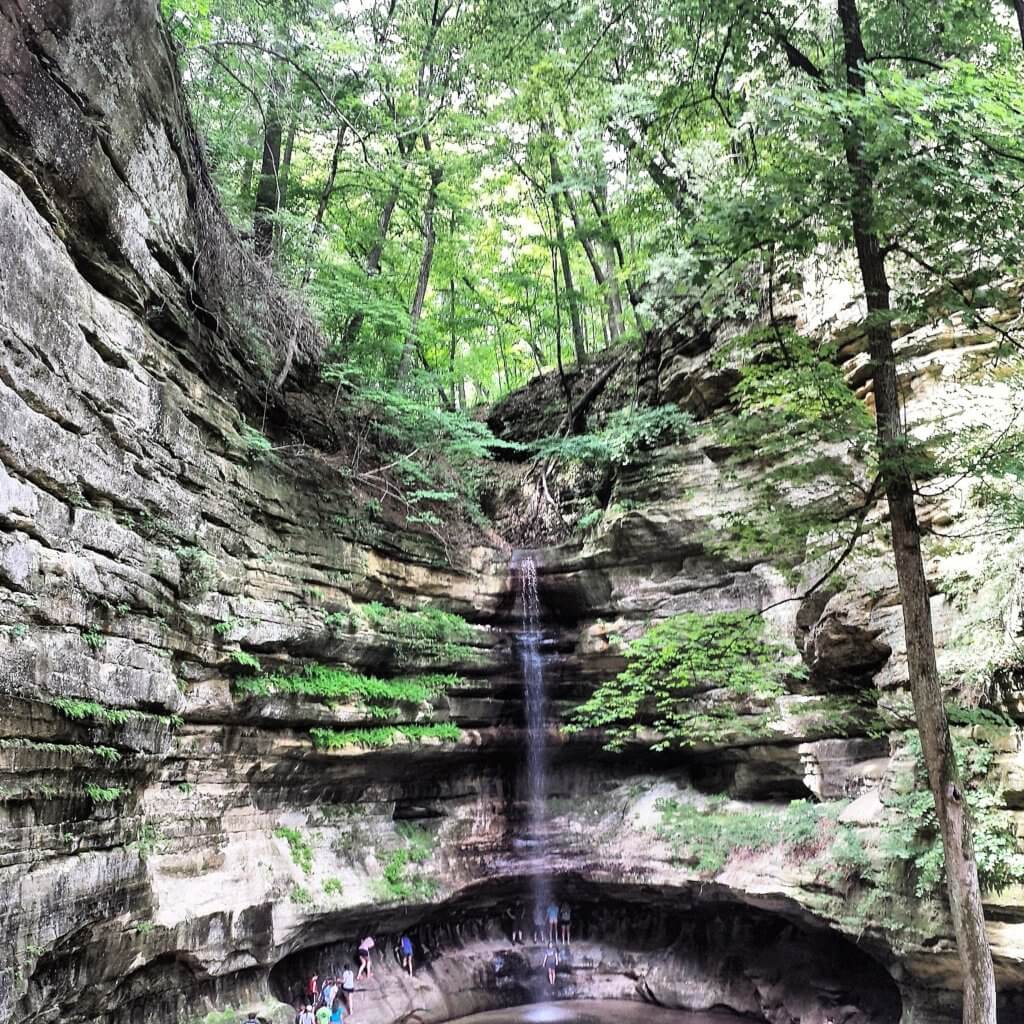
444,1001,754,1024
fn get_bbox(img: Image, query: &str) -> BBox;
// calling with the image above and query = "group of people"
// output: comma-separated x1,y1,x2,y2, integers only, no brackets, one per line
503,899,572,987
294,932,418,1023
294,962,357,1024
504,900,572,947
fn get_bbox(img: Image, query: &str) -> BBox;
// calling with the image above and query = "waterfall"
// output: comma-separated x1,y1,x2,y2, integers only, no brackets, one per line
515,554,552,940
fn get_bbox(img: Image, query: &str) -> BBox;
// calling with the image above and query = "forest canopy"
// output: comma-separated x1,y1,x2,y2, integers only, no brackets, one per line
164,0,1024,414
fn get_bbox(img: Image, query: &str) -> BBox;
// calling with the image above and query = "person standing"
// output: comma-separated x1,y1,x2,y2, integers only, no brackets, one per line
315,1001,330,1024
400,933,415,977
298,1005,315,1024
356,937,374,979
542,943,558,986
341,965,355,1015
329,999,345,1024
306,975,319,1005
511,901,525,945
558,901,571,945
546,902,558,943
320,978,337,1011
532,904,545,944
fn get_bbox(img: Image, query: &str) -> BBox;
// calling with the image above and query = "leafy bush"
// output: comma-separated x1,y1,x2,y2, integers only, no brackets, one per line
310,723,461,751
373,824,439,902
235,663,461,715
52,698,141,724
323,877,344,897
656,796,841,874
85,783,122,803
565,611,799,750
229,650,261,671
880,733,1024,896
533,404,693,471
334,382,520,529
290,885,313,906
237,422,274,460
132,823,165,859
81,629,106,652
275,826,314,874
176,546,219,600
356,603,477,665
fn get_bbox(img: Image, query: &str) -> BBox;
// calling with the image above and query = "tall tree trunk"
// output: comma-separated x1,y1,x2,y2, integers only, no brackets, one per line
836,4,997,1021
548,152,586,366
302,125,346,286
396,134,443,383
557,158,623,348
448,279,459,409
239,127,259,212
253,84,283,260
1014,0,1024,49
273,121,297,250
550,243,572,411
342,135,413,348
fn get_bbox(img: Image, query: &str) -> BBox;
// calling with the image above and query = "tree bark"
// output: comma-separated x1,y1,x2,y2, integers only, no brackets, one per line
1014,0,1024,50
835,4,997,1021
253,83,283,260
557,159,623,348
272,120,297,250
341,134,414,348
302,125,346,286
396,133,443,383
548,151,587,366
239,127,259,211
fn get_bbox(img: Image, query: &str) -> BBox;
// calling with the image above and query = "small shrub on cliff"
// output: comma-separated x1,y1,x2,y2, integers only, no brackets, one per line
656,796,842,874
355,603,477,666
275,826,314,874
176,546,219,600
373,824,439,902
310,723,461,751
565,611,799,750
533,404,694,470
236,663,461,714
880,733,1024,896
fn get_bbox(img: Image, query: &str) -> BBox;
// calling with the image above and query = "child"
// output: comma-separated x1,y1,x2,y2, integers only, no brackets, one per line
400,933,414,977
542,944,558,986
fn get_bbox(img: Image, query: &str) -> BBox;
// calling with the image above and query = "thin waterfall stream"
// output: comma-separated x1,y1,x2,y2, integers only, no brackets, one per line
514,555,552,930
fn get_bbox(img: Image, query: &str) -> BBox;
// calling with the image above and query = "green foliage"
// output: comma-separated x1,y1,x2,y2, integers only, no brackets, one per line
81,629,106,652
566,611,799,750
290,885,313,906
881,733,1024,896
235,664,461,718
356,602,476,665
213,618,240,637
237,422,273,461
0,738,121,763
229,649,261,671
132,823,165,859
85,783,122,803
275,826,314,875
131,920,155,936
177,546,219,600
534,405,694,471
656,796,841,874
706,327,876,571
322,877,344,897
51,698,182,732
52,698,140,724
310,723,461,751
373,823,438,902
